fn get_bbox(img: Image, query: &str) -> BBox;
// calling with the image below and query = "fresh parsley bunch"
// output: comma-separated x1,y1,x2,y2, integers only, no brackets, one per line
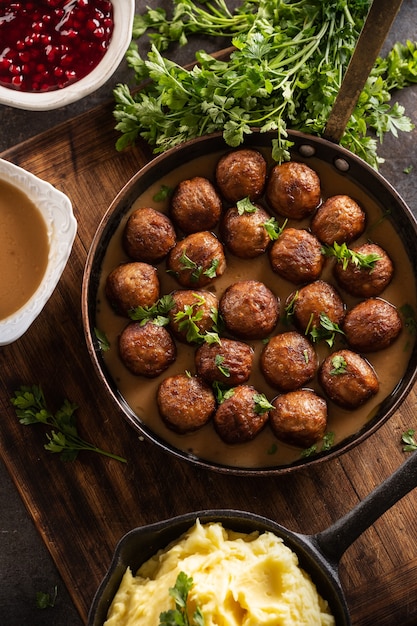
113,0,417,168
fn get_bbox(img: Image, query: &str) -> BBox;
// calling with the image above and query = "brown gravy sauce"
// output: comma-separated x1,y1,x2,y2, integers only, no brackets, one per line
96,149,416,469
0,179,49,320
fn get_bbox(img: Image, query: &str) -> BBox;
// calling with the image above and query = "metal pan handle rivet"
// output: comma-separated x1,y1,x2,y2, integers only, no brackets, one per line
334,158,350,172
299,144,316,157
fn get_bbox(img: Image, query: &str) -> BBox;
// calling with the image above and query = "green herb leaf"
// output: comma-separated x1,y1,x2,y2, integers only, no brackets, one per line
330,355,348,375
129,294,175,326
153,184,173,201
36,586,57,609
94,327,110,351
236,197,257,215
11,385,127,463
213,382,235,404
215,354,230,377
253,393,274,414
263,217,287,241
401,429,417,452
174,295,220,344
321,242,382,271
159,572,205,626
301,431,335,457
307,312,345,347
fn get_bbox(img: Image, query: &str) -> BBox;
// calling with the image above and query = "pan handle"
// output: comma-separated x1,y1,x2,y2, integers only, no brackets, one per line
314,450,417,564
323,0,403,143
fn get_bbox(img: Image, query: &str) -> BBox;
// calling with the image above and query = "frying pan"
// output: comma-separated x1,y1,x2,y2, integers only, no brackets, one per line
82,0,417,474
87,449,417,625
82,125,417,474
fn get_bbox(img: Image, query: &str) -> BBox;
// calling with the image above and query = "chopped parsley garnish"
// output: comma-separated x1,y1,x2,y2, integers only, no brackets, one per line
174,294,220,344
306,312,345,347
330,354,348,375
129,294,175,326
159,572,205,626
215,354,230,377
321,242,382,271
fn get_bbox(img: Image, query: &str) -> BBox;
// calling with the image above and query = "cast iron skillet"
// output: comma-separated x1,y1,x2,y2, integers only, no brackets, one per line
82,0,417,474
88,449,417,625
81,128,417,474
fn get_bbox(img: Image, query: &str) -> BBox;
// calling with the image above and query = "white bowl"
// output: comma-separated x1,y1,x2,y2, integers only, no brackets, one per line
0,159,77,345
0,0,135,111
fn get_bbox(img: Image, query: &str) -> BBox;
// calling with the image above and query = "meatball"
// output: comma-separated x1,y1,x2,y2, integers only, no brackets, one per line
290,280,345,335
311,195,365,245
167,231,226,288
260,332,318,391
215,148,267,203
195,338,254,385
269,227,324,283
333,242,394,297
319,349,379,409
343,298,402,352
265,161,321,219
105,262,160,316
170,176,222,234
220,280,280,340
213,384,269,444
269,389,327,448
220,203,272,258
157,374,216,433
122,207,176,263
168,289,219,344
119,321,176,377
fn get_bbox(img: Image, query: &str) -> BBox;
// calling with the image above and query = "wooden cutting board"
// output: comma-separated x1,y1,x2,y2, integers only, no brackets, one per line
1,98,417,626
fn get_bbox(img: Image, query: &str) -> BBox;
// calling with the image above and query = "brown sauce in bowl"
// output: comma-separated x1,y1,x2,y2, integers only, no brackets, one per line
0,179,49,320
95,149,416,469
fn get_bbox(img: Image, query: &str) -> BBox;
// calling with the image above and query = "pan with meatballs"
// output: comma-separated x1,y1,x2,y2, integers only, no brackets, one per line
95,139,414,470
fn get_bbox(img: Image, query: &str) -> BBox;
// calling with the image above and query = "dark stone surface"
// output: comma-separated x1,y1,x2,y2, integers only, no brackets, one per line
0,1,416,625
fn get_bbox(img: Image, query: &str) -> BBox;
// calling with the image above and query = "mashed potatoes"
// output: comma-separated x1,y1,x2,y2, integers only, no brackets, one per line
104,520,335,626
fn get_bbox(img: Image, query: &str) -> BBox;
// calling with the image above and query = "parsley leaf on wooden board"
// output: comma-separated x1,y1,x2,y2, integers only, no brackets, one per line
11,385,127,463
113,0,417,168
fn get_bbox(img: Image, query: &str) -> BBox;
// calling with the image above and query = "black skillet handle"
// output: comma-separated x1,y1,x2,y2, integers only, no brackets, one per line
314,450,417,564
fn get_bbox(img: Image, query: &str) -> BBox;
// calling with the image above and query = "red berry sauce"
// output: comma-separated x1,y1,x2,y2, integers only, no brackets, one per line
0,0,114,92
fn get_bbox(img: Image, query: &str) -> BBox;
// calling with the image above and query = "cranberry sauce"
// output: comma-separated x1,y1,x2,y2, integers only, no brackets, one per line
0,0,114,92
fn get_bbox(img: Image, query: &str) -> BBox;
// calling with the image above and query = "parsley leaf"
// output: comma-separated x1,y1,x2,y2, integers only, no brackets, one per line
129,294,175,326
253,393,274,414
36,586,57,610
402,429,417,452
159,572,205,626
11,385,126,463
330,354,348,375
307,312,345,347
321,242,382,271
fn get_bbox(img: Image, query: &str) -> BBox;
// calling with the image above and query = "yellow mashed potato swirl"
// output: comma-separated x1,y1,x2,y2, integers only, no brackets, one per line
104,520,335,626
